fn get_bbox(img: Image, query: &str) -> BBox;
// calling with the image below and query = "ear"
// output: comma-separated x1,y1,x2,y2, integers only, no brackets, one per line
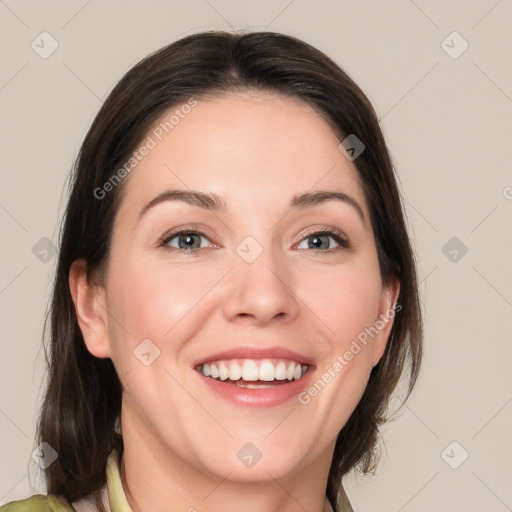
371,275,400,367
69,259,112,359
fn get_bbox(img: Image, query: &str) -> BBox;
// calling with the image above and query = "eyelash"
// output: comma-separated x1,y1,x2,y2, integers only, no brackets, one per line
159,227,350,255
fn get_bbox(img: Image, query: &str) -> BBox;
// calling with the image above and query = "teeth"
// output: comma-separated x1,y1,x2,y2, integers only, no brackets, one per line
229,362,242,380
241,360,259,381
275,361,287,380
200,359,308,383
219,362,229,381
259,361,274,381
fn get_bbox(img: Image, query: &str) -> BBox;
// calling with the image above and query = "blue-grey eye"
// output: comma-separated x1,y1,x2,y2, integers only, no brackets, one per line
164,232,210,250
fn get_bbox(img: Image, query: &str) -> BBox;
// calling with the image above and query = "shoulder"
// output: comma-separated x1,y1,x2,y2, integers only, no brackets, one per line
0,494,74,512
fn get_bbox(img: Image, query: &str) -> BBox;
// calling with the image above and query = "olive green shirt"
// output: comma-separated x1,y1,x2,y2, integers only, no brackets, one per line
0,451,353,511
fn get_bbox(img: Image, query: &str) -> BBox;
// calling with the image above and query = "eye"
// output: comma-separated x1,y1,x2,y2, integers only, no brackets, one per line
296,228,349,252
159,227,350,254
161,229,213,253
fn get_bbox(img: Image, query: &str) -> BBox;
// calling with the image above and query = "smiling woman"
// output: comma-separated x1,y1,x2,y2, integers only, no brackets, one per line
0,31,422,512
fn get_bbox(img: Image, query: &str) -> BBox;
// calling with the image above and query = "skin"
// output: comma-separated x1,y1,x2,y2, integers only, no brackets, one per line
70,91,399,512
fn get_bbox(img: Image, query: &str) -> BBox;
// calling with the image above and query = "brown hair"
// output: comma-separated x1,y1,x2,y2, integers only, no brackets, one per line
36,30,422,511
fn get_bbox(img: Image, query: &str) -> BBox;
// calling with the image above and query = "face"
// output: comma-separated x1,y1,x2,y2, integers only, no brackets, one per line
73,91,398,483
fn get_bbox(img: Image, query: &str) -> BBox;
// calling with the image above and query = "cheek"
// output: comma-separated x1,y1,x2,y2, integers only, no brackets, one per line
301,262,383,348
104,257,221,353
299,263,383,411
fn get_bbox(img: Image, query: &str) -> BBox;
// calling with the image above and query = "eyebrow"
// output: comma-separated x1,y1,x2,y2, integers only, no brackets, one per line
290,190,365,223
139,188,365,224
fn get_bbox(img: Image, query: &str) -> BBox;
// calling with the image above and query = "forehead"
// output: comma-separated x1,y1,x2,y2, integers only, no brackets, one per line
118,92,366,217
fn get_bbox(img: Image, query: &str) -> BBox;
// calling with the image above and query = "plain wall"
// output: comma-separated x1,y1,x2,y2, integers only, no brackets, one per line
1,1,511,510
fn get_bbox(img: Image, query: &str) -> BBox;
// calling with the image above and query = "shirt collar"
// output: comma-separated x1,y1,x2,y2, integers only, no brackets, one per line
105,450,132,512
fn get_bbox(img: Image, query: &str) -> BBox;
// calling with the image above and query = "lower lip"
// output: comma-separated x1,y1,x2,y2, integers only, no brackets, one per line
196,368,315,408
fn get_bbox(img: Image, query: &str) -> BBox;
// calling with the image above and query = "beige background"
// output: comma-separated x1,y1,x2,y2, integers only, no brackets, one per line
1,1,511,510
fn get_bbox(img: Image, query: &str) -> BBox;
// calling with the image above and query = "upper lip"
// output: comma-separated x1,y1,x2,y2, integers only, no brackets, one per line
193,346,316,368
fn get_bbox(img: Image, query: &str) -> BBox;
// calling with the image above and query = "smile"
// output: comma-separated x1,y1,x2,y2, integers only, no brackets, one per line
197,358,309,388
193,346,315,407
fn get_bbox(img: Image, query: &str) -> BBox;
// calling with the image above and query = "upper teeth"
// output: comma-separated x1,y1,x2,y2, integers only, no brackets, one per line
199,359,308,382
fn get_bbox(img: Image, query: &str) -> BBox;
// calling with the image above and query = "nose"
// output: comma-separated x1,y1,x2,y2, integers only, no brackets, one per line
222,245,300,326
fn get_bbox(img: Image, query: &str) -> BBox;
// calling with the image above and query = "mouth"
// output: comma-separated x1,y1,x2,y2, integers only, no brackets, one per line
193,347,315,407
195,358,310,389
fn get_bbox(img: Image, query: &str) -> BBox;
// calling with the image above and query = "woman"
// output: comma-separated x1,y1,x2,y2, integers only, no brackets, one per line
1,30,422,512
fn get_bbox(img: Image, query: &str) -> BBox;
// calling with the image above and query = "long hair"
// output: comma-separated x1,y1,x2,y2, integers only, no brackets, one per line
36,30,422,512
